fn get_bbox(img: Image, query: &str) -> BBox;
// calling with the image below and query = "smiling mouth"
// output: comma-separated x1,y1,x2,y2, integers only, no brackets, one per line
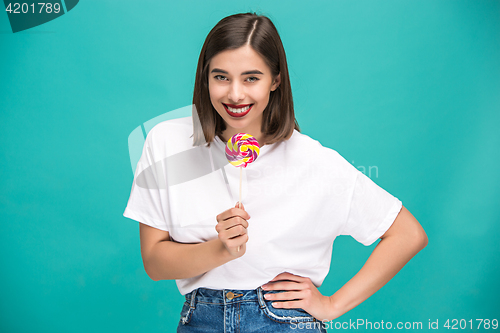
223,103,253,117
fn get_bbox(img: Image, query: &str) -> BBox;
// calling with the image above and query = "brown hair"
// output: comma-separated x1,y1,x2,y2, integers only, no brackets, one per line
192,12,300,147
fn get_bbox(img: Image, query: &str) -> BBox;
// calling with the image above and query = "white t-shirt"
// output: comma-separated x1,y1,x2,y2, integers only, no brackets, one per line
123,116,403,295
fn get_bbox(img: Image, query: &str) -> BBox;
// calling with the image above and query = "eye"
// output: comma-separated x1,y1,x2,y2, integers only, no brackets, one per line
246,77,259,83
214,75,228,81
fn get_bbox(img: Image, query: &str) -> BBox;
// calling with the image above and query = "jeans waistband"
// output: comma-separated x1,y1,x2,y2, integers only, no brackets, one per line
185,286,282,308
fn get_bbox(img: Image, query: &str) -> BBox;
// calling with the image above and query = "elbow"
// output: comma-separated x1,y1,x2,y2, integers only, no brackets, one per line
412,226,428,252
142,256,161,281
146,268,160,282
420,230,429,249
141,242,165,281
143,261,157,281
145,265,163,282
150,275,161,282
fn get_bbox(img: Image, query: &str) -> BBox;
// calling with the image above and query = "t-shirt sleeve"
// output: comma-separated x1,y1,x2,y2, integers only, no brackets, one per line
123,129,170,232
340,170,403,246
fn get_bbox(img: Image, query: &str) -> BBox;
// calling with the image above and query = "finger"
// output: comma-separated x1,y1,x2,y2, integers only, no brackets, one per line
218,216,248,230
226,233,248,249
271,300,305,309
232,205,250,221
233,216,249,229
263,281,305,291
263,290,303,302
221,225,247,239
235,201,245,210
217,207,250,222
216,208,247,223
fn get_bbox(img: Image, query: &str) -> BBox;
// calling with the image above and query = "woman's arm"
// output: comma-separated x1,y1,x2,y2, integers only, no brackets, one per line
262,205,428,321
139,224,234,281
327,205,428,318
139,203,251,281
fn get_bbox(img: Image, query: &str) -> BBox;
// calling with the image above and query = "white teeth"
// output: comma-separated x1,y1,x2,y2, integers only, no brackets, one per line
226,105,251,113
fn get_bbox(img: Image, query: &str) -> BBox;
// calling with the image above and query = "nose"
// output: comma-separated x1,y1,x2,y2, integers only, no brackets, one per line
228,80,245,103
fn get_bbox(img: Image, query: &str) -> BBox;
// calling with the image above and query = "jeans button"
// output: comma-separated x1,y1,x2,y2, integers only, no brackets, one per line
226,292,235,300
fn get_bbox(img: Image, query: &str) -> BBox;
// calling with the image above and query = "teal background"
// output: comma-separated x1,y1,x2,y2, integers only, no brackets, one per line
1,0,499,332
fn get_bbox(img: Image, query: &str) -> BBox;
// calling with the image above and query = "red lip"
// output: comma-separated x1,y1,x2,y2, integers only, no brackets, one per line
223,103,253,118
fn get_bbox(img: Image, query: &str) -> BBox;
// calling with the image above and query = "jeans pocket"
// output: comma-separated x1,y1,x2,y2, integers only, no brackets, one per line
179,301,195,325
261,301,316,324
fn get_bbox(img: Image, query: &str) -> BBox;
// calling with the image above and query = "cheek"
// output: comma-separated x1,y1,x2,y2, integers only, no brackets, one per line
252,90,271,104
249,84,272,102
209,85,225,102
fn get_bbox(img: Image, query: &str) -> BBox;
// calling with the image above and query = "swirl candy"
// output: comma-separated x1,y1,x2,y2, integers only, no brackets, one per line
225,133,260,168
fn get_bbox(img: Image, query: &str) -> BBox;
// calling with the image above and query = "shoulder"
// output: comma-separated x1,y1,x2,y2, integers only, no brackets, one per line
144,116,194,156
145,116,193,147
287,130,321,149
285,130,359,177
287,130,340,158
147,116,192,141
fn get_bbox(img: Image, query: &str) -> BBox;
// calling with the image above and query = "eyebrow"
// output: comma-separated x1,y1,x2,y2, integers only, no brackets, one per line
210,68,264,75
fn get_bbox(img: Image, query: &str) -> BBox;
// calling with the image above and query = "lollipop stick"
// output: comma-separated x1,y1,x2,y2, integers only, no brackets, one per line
239,167,242,208
237,167,242,252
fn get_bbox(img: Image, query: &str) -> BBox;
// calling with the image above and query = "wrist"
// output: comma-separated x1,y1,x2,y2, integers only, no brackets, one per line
215,238,234,262
327,294,347,321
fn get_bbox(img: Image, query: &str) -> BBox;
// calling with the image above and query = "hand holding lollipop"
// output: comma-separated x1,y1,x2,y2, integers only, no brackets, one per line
215,201,250,257
225,133,260,251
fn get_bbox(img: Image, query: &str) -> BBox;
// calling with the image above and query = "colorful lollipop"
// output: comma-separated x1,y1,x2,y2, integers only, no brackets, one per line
225,133,260,252
225,133,260,168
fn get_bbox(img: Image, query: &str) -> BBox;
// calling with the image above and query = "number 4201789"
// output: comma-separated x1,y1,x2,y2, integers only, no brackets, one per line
443,319,498,330
5,3,61,14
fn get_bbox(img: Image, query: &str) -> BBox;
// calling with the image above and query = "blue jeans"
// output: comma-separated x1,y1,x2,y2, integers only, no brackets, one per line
177,286,328,332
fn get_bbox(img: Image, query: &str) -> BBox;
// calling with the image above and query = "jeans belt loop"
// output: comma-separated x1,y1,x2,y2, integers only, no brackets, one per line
189,288,197,309
256,286,266,309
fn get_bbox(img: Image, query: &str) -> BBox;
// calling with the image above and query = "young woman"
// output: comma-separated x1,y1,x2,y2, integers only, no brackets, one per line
124,12,428,332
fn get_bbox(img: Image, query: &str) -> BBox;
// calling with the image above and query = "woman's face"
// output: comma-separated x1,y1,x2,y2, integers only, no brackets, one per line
208,44,280,143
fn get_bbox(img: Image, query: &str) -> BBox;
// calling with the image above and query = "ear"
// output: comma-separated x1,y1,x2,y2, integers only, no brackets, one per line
271,73,281,91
